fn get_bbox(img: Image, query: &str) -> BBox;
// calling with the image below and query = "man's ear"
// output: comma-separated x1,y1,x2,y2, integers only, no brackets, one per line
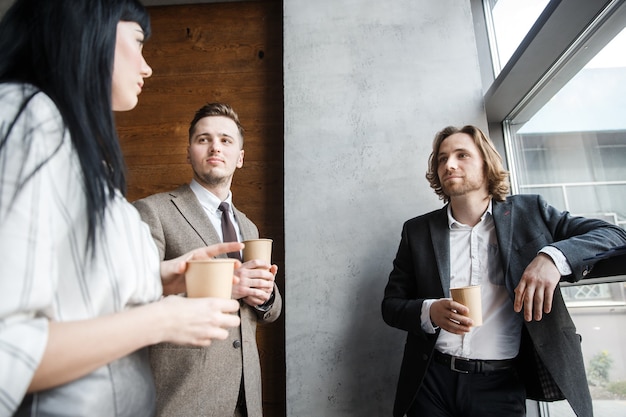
237,149,244,168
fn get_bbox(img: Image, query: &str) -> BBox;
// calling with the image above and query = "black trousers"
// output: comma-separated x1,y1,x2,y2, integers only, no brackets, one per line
407,358,526,417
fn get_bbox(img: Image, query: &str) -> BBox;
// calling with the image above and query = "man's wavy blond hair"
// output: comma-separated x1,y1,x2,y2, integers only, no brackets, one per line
425,125,510,203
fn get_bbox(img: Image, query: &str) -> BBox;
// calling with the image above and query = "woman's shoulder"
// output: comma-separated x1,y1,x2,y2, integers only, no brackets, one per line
1,82,65,141
0,82,61,122
0,82,71,175
0,82,40,104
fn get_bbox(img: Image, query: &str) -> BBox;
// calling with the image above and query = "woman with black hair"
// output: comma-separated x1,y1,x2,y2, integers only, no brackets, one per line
0,1,242,415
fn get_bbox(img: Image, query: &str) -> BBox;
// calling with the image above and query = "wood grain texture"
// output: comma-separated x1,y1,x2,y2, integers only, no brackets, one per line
116,2,285,415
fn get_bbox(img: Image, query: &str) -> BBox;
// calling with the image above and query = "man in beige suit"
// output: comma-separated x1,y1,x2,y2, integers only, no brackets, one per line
134,103,282,417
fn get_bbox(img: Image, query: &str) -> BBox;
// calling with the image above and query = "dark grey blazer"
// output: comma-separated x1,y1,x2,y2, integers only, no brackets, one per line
133,184,282,417
382,194,626,417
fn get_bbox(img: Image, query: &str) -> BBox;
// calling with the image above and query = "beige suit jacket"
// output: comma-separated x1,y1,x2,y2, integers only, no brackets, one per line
133,184,282,417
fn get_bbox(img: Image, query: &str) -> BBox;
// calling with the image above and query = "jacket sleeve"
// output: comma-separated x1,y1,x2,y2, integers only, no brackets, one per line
381,220,438,339
535,195,626,282
133,198,167,261
254,283,282,323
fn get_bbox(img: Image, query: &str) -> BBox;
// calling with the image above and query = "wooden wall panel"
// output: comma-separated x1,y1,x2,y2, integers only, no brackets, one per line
116,2,285,416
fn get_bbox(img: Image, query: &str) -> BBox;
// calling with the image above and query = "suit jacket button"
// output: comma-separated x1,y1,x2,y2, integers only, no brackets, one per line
233,340,242,349
422,354,429,361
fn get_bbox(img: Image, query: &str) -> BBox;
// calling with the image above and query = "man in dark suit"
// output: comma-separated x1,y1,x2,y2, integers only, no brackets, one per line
382,125,626,417
134,103,282,417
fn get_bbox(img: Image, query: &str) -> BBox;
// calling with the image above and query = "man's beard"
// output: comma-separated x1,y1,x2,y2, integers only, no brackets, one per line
442,176,485,198
197,171,231,187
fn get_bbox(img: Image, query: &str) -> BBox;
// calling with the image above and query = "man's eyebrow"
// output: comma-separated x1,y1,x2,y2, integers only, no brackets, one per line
194,132,235,138
437,147,472,158
440,147,470,154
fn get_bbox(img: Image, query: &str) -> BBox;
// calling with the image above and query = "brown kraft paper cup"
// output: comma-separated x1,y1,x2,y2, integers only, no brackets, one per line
450,285,483,327
242,239,273,264
185,259,236,298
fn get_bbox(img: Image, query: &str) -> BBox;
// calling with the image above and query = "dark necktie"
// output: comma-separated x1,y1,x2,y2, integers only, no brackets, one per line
218,202,242,260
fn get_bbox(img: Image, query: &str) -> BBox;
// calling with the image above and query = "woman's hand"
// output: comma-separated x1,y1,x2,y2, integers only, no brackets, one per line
154,295,241,346
28,292,241,393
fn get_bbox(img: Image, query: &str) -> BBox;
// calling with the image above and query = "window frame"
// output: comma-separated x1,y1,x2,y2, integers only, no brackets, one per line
482,0,626,125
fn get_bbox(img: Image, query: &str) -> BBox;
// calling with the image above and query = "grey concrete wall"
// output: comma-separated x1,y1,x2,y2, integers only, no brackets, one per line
283,0,487,415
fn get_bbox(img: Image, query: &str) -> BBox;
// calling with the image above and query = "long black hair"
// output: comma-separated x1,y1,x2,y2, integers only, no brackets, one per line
0,0,151,251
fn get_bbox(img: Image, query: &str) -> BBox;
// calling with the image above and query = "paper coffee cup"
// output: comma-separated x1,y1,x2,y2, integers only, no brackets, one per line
185,259,236,298
242,239,273,264
450,285,483,326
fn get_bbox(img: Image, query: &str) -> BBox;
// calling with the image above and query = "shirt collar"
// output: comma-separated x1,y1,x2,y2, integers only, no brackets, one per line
446,199,493,228
189,179,233,214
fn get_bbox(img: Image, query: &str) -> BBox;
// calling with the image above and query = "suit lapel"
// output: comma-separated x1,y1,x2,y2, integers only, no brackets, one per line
233,207,256,241
170,184,221,247
429,207,451,296
492,199,514,293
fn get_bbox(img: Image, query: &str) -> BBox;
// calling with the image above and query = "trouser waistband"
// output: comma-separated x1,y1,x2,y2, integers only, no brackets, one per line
433,350,516,374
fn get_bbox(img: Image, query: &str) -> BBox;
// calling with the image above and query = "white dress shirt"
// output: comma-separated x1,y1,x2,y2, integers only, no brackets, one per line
420,200,572,360
189,179,242,245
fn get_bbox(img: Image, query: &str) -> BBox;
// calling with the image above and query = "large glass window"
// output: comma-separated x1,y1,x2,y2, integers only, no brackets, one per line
484,0,549,74
482,1,626,416
512,28,626,225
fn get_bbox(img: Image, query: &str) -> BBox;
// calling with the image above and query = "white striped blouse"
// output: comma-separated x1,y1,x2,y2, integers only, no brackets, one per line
0,83,162,416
